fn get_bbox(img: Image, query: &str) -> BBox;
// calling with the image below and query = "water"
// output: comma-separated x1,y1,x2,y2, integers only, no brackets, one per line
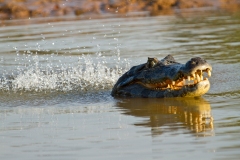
1,12,240,160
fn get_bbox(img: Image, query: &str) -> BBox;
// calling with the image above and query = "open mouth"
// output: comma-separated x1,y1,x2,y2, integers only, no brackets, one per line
137,68,212,91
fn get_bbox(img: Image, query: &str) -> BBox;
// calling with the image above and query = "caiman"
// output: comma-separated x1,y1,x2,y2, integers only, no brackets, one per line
111,55,212,98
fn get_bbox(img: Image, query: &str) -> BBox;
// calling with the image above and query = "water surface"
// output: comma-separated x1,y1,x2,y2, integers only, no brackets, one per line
0,13,240,160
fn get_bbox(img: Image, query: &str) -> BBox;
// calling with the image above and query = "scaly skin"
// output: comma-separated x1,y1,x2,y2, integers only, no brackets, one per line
111,55,212,98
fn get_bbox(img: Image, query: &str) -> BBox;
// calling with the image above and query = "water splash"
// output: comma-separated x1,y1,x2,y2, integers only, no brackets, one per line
0,53,130,93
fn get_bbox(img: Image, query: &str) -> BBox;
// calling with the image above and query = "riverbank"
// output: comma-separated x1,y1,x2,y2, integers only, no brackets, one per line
0,0,240,20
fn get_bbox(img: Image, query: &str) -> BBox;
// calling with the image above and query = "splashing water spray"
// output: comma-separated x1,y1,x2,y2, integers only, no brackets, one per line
0,50,130,93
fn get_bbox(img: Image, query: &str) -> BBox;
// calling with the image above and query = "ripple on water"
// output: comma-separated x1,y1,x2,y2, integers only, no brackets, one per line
0,13,240,160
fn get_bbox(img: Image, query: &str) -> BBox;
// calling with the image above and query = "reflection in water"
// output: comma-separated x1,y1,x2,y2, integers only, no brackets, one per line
116,98,214,136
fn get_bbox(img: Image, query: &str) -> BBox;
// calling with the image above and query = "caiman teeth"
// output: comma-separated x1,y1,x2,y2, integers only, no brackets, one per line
196,74,200,82
207,69,211,77
137,68,211,91
192,73,195,79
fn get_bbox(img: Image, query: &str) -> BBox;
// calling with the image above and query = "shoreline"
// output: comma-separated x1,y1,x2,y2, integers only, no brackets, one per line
0,7,238,27
0,0,239,22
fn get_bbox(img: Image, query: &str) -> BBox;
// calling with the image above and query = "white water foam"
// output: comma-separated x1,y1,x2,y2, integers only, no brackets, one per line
0,52,130,93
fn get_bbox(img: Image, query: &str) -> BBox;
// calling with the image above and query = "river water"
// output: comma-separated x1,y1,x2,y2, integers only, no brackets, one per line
0,12,240,160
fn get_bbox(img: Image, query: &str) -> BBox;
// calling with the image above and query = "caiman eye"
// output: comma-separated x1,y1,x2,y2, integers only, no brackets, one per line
146,57,159,68
150,61,156,67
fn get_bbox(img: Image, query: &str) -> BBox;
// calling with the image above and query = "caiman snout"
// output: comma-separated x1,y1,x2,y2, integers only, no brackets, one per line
184,57,212,73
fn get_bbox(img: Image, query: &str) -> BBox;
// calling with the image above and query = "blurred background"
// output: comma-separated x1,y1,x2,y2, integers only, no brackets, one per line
0,0,240,21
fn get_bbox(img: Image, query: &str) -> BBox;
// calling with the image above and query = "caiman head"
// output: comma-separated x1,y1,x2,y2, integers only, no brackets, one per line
111,55,212,98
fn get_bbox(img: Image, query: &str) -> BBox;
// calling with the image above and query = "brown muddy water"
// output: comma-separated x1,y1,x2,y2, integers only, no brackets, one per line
0,12,240,160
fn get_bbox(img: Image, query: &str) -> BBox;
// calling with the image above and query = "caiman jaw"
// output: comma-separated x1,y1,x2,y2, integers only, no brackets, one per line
137,68,212,91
